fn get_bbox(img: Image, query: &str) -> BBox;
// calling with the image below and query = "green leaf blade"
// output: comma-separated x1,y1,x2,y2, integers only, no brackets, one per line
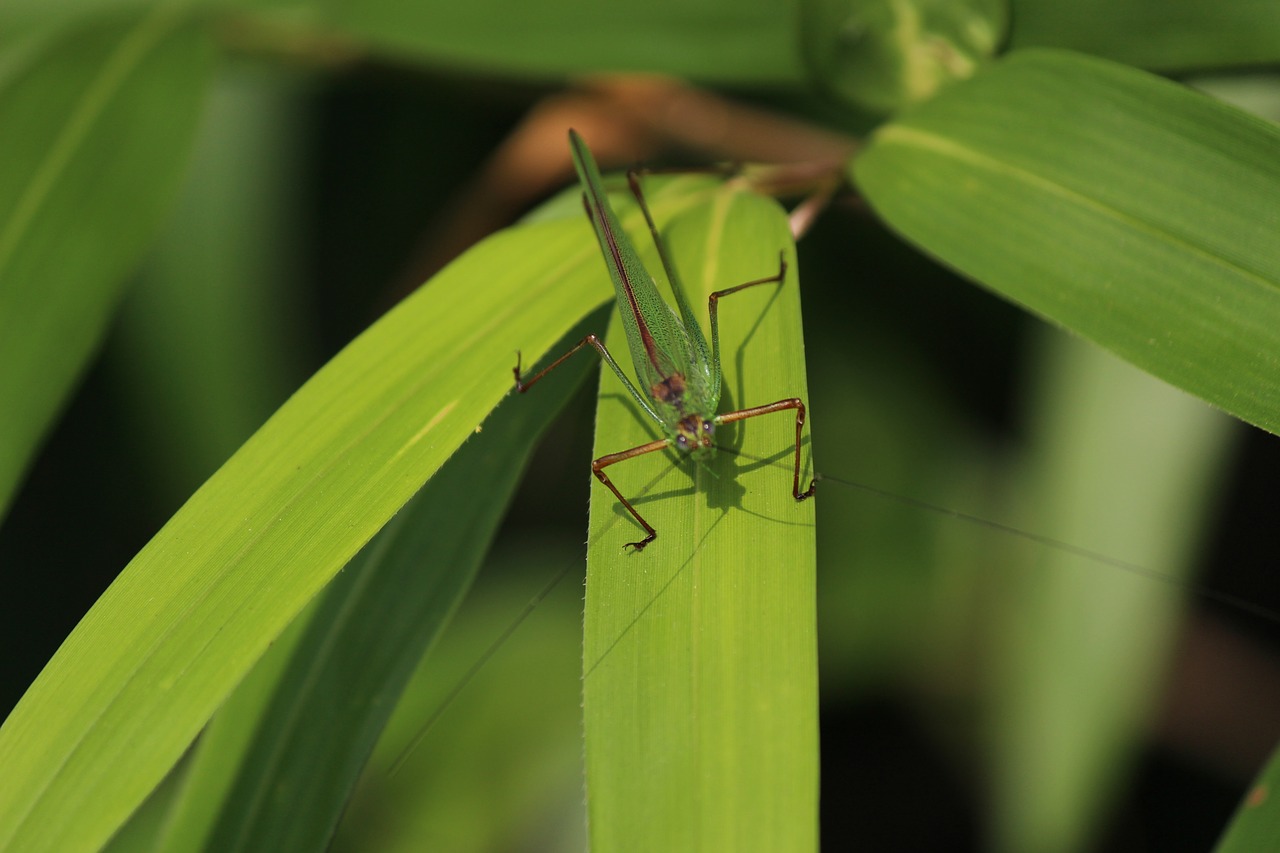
0,211,601,852
322,0,802,84
854,49,1280,436
1009,0,1280,70
583,180,818,850
158,318,595,853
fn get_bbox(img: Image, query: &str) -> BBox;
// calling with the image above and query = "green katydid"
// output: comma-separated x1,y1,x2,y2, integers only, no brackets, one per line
514,129,815,551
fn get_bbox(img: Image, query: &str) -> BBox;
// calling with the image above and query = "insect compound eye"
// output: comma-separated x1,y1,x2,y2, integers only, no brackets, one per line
676,434,689,449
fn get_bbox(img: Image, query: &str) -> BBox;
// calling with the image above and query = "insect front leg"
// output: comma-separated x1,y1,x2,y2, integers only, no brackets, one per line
513,334,607,392
592,438,672,551
515,333,666,426
716,398,816,501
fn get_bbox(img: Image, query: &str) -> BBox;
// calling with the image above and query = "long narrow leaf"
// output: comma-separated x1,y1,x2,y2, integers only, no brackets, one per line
0,176,728,853
583,179,819,849
157,313,596,852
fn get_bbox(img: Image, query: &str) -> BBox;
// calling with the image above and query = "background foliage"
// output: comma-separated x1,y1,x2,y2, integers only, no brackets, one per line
2,1,1280,851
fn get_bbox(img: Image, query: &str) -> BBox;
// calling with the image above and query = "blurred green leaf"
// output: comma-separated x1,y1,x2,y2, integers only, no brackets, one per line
987,331,1235,853
808,317,997,692
1010,0,1280,70
320,0,803,84
0,12,214,517
582,179,818,849
113,68,310,502
854,49,1280,438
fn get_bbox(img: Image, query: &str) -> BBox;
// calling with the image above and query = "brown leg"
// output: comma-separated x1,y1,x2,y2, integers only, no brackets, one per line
515,332,663,427
592,438,672,551
706,253,788,370
514,334,604,392
707,253,788,306
716,398,816,501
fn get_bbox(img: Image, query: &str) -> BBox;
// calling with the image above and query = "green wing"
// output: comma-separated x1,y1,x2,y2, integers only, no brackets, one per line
568,131,718,428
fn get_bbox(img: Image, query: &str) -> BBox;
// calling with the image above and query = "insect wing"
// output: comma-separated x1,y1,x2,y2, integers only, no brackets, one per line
569,131,700,425
626,169,720,412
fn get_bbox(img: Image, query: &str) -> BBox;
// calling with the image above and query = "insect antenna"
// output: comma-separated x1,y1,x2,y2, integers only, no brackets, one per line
716,442,1280,628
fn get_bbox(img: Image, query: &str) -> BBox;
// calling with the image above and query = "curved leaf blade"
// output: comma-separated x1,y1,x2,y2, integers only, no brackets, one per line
157,321,594,853
0,176,728,853
854,49,1280,436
